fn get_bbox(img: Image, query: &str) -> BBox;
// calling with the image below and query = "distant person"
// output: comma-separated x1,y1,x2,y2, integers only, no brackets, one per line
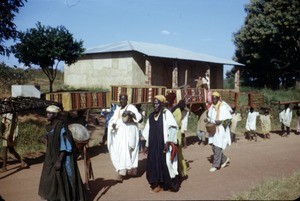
167,97,188,180
38,105,86,201
259,109,272,139
279,104,293,137
100,103,117,150
245,106,260,141
143,95,179,192
1,98,27,172
296,109,300,135
107,93,142,182
196,109,208,146
230,107,242,143
205,91,232,172
201,72,210,90
135,104,146,153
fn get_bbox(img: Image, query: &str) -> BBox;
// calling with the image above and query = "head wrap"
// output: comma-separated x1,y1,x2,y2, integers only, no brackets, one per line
154,95,166,103
46,105,61,113
212,91,221,98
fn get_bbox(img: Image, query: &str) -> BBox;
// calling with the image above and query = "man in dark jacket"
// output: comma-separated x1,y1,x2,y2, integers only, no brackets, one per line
38,105,86,201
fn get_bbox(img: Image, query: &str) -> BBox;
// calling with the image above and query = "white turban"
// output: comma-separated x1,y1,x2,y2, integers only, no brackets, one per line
46,105,61,113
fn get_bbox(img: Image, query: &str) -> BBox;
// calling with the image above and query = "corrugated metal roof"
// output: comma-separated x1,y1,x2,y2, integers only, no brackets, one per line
84,40,244,66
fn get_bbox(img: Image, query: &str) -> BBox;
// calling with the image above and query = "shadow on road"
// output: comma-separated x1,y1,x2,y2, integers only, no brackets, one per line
86,158,147,201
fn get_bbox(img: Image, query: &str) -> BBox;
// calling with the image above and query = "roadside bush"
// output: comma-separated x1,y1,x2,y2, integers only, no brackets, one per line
16,119,47,154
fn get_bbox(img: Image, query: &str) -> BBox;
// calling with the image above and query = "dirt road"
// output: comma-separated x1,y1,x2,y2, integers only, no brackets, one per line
1,131,300,200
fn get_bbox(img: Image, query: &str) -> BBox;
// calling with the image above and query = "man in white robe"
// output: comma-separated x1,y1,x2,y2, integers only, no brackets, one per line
206,91,232,172
245,107,260,141
279,104,293,137
107,93,142,182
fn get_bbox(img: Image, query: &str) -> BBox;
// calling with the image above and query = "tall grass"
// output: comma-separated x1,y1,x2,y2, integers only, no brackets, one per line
0,116,47,156
16,120,47,154
231,171,300,200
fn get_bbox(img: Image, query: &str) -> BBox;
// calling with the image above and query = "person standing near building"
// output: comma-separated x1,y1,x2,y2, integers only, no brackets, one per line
201,72,210,90
135,103,146,153
169,99,188,180
296,108,300,135
230,107,242,143
196,109,208,146
0,98,27,172
107,93,142,182
38,105,86,201
205,92,232,172
259,109,272,139
143,95,179,192
245,106,260,141
100,103,117,152
279,104,293,137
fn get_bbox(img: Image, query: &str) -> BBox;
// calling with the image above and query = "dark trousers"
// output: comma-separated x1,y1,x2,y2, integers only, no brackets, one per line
281,123,290,135
212,145,227,168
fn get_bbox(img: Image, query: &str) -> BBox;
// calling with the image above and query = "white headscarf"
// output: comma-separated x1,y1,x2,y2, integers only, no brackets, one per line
46,105,61,113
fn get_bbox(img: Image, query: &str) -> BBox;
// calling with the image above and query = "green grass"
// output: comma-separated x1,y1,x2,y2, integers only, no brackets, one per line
231,171,300,200
0,116,47,156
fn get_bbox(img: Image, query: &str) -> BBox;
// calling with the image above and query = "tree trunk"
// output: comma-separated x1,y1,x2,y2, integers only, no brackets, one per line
49,79,53,93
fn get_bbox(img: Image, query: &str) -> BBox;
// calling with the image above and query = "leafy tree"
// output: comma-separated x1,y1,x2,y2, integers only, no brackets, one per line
0,0,27,56
12,22,84,92
233,0,300,89
0,62,29,92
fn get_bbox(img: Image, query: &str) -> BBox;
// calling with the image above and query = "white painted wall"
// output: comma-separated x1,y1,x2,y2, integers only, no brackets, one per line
11,85,41,98
64,52,147,89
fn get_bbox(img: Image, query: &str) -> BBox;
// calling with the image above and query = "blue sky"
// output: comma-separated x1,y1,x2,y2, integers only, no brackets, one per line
1,0,249,74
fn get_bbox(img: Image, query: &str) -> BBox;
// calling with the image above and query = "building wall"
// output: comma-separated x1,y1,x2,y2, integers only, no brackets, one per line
64,51,225,90
64,52,147,89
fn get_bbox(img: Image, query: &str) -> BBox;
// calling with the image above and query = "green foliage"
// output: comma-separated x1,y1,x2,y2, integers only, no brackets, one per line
233,0,300,89
12,22,85,92
231,171,300,200
16,120,46,153
0,64,64,95
224,73,235,89
0,62,29,92
0,0,27,56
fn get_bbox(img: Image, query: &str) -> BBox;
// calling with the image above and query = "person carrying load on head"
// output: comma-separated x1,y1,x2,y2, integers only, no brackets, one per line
38,105,86,201
0,97,28,172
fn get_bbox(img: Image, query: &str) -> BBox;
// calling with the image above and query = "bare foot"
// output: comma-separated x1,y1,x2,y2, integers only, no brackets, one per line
0,168,8,173
19,162,29,170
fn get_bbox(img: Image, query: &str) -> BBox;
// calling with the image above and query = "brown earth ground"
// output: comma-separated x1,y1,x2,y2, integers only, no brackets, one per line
1,115,300,201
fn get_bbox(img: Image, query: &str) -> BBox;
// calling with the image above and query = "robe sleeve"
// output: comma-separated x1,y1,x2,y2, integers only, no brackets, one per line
142,118,150,147
181,110,189,133
163,109,178,144
60,127,72,153
127,104,142,123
